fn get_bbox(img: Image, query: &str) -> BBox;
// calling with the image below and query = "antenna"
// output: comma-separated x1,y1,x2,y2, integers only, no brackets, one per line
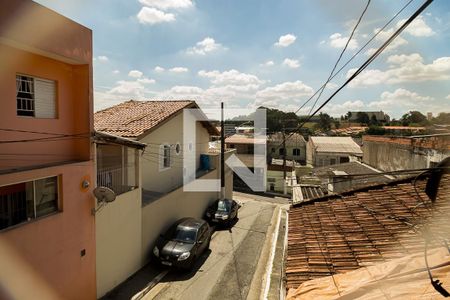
92,186,116,214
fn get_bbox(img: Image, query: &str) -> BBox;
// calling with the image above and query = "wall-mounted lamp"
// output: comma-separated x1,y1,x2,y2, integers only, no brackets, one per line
82,180,90,189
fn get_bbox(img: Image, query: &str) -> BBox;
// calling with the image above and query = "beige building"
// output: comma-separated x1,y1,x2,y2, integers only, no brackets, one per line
306,136,362,167
94,132,145,298
267,132,307,164
266,159,297,194
225,134,266,191
94,100,233,297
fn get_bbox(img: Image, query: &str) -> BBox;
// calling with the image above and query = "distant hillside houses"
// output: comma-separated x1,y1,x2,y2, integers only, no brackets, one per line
348,111,390,122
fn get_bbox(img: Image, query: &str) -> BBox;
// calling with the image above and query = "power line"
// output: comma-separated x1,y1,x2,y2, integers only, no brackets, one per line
308,0,371,116
278,0,432,150
292,0,415,117
0,133,91,144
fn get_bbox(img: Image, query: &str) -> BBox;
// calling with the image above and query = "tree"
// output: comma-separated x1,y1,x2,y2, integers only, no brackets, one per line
346,111,352,120
356,112,370,125
401,111,427,125
334,120,341,129
318,112,332,131
369,114,379,126
366,125,386,135
432,112,450,124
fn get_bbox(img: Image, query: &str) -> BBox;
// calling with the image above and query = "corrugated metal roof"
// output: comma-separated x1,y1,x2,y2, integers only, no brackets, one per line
310,136,362,154
225,134,266,145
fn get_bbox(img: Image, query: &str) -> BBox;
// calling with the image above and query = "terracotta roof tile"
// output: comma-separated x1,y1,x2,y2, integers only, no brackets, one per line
286,174,450,291
94,100,195,138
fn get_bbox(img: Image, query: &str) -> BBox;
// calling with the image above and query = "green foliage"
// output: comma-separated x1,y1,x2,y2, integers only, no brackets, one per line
356,112,370,124
432,112,450,124
401,111,427,125
318,112,332,131
366,125,386,135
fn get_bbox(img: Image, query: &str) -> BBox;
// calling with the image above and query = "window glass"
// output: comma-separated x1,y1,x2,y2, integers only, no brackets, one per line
163,145,171,168
217,200,231,212
0,176,59,231
35,177,58,218
16,75,35,116
172,228,197,243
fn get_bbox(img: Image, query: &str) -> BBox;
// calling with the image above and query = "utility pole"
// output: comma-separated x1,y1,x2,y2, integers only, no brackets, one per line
221,102,225,200
282,127,287,194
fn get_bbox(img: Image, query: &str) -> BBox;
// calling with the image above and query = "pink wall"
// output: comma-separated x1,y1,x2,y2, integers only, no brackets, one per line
0,162,96,299
0,1,95,299
0,44,92,171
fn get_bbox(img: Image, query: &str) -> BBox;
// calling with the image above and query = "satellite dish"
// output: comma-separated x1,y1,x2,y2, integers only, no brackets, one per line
93,186,116,203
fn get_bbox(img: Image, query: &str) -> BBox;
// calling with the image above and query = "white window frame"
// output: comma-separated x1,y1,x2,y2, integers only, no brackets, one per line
159,144,171,171
0,175,60,231
16,74,57,119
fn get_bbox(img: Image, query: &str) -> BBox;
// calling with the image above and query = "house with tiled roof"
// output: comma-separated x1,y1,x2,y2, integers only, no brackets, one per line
93,100,232,297
285,165,450,299
312,161,394,193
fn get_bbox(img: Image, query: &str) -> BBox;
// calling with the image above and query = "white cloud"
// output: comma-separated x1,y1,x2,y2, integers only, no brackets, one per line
274,34,297,47
198,69,264,87
137,7,175,24
368,88,433,111
261,60,274,67
97,55,109,62
112,70,120,74
347,53,450,87
154,66,165,72
282,58,300,69
137,77,156,84
323,100,365,116
446,95,450,100
256,81,314,103
138,0,193,10
325,82,339,89
187,37,225,55
366,27,408,56
108,80,146,96
398,16,435,37
157,85,235,107
329,33,358,50
169,67,189,73
128,70,144,78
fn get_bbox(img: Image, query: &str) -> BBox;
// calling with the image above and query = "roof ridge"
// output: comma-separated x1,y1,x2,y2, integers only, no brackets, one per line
291,174,422,207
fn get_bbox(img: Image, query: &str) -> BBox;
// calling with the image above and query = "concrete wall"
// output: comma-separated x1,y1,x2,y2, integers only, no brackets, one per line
140,112,210,194
141,170,220,262
363,135,450,171
0,161,96,300
96,188,142,298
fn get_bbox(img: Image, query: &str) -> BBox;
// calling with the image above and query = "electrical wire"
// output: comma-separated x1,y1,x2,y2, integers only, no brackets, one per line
292,0,415,117
278,0,433,152
307,0,371,116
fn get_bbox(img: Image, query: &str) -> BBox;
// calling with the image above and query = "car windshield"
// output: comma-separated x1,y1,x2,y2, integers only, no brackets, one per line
217,200,231,212
172,228,197,243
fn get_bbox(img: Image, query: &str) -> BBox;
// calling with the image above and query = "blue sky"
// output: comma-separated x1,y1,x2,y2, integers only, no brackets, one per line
35,0,450,119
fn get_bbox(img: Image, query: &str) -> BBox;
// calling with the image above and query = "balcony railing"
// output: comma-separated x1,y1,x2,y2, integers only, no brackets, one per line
97,167,136,196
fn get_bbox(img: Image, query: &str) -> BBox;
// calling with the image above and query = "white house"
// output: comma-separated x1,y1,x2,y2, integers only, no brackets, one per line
306,136,362,167
94,100,233,297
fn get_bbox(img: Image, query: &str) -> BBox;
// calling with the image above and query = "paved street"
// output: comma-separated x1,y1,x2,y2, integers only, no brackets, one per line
101,192,288,300
125,193,285,300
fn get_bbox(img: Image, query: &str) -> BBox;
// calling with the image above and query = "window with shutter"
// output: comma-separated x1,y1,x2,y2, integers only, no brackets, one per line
16,74,56,118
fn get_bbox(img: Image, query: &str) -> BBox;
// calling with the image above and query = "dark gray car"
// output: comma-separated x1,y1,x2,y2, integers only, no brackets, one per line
205,199,239,226
153,218,211,269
